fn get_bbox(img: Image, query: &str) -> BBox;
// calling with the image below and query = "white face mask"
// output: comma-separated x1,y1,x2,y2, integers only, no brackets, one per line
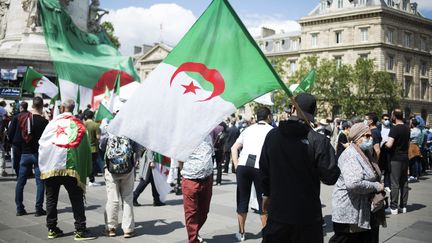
360,138,373,151
363,120,369,126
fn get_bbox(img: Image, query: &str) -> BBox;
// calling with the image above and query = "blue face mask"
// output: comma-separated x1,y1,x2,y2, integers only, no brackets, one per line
383,120,390,127
360,138,373,151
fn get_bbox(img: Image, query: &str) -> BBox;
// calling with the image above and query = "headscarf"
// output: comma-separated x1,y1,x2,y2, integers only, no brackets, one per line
348,123,369,142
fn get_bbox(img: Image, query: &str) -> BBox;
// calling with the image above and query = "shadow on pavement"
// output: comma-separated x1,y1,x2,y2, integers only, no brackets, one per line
207,231,261,242
135,219,184,236
57,204,101,214
407,203,426,212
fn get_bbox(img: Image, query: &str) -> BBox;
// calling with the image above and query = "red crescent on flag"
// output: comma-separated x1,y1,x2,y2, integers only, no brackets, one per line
170,62,225,102
32,78,42,88
53,115,86,149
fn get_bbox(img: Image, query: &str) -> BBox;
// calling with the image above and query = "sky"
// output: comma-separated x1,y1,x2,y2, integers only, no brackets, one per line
101,0,432,55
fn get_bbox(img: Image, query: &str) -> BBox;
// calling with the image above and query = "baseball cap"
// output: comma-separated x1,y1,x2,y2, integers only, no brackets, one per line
294,93,316,122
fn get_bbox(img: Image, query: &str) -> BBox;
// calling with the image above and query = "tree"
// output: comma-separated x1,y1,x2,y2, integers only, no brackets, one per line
271,56,401,118
101,21,120,49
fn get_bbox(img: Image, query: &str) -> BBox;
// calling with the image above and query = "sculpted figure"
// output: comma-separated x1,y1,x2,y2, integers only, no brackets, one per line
0,0,10,39
88,0,108,33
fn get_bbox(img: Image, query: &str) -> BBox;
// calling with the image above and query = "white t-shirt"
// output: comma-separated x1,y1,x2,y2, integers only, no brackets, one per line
235,121,273,169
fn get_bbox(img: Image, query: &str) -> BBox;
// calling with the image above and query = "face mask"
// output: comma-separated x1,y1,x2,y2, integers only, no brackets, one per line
360,138,373,151
383,120,390,127
363,120,369,126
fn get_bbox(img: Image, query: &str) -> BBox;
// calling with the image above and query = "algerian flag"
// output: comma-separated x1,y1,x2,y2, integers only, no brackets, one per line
22,67,59,98
289,69,316,95
152,153,173,203
39,0,140,110
107,73,120,113
38,113,92,191
108,0,284,161
94,103,114,123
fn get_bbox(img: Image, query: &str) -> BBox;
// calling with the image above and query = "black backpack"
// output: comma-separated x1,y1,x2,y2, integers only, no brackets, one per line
105,134,134,174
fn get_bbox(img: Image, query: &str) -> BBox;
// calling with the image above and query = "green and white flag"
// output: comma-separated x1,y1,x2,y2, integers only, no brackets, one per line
152,153,173,203
289,69,317,95
22,67,59,98
39,0,140,110
107,73,121,113
95,103,114,123
108,0,284,161
39,113,92,191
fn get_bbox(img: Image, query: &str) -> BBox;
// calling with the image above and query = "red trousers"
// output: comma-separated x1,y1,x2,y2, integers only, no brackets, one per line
182,176,213,243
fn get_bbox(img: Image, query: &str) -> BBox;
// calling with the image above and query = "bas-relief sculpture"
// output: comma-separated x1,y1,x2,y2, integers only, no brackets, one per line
0,0,10,39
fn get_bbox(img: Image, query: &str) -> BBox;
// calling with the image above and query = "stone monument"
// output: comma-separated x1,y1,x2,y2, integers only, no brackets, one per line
0,0,105,88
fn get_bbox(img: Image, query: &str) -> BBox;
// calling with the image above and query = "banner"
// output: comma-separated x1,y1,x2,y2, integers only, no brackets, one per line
1,69,18,80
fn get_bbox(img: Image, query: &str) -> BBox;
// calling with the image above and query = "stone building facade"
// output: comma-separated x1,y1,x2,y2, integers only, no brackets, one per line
255,0,432,122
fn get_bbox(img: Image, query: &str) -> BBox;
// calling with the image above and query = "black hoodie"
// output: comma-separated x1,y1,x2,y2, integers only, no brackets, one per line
260,117,340,224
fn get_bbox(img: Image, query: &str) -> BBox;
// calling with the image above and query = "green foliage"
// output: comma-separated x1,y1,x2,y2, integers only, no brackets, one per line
101,21,120,49
271,56,400,118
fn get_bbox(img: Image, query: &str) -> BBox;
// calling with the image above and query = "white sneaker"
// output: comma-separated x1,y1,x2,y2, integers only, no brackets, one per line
399,207,407,214
385,207,398,215
88,182,101,187
235,232,245,242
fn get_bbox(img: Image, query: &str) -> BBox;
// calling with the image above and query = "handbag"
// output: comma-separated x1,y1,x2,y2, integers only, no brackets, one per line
408,143,421,160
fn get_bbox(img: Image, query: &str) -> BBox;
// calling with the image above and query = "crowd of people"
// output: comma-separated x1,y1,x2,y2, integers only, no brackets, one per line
0,94,431,243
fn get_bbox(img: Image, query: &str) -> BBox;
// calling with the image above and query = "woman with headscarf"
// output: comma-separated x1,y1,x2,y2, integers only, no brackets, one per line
330,123,386,243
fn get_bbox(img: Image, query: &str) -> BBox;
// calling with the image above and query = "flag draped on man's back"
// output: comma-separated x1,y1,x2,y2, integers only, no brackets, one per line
108,0,284,161
39,0,140,110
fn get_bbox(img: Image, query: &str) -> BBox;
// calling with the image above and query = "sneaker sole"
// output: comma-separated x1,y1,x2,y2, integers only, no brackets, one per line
74,237,97,241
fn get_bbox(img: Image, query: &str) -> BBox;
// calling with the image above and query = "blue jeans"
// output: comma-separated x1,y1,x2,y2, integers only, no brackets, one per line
15,153,44,212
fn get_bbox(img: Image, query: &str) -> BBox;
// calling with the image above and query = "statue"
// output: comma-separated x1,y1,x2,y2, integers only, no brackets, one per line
0,0,10,39
21,0,39,30
88,0,108,33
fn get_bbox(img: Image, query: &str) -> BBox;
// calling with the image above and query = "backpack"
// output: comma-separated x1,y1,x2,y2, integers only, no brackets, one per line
105,134,134,174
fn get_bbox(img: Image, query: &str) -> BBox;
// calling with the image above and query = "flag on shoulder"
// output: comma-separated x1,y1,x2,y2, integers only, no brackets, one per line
38,113,92,191
108,0,284,161
22,67,59,98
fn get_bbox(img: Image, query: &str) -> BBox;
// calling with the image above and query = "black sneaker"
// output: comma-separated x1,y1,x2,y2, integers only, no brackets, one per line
74,230,97,241
153,201,166,207
35,209,47,217
133,201,142,207
16,210,27,216
48,227,64,239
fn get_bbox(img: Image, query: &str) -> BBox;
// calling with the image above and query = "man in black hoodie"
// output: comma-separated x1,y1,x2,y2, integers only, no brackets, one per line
260,93,340,243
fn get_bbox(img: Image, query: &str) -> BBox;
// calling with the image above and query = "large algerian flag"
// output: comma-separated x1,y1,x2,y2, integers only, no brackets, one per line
108,0,285,161
22,67,59,98
38,113,92,191
152,153,173,203
39,0,140,110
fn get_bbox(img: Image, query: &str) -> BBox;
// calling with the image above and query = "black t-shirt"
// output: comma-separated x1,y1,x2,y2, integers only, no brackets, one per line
388,124,410,161
371,127,382,146
22,114,49,154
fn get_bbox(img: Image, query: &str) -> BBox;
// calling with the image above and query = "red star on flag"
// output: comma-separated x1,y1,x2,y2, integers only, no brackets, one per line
55,125,68,137
182,81,200,94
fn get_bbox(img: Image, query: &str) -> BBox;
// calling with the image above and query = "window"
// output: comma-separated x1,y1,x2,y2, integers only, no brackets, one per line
404,32,412,47
387,55,394,71
421,62,428,76
338,0,343,8
421,79,428,99
292,39,299,51
405,58,411,73
282,39,290,50
289,60,297,74
265,41,273,52
335,31,342,44
386,29,394,43
359,53,369,60
311,33,318,47
360,28,368,42
335,56,343,69
420,37,427,51
404,77,412,97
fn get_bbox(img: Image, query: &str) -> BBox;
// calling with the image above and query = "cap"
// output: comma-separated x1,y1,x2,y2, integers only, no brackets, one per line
294,93,316,122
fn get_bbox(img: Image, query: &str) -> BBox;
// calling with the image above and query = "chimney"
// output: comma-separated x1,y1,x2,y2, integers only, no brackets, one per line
261,27,276,38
